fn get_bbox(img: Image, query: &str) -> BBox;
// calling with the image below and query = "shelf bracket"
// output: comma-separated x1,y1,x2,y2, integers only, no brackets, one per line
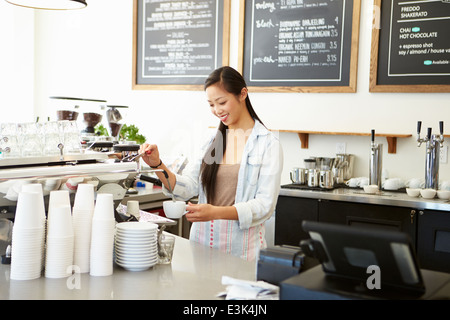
386,136,397,154
298,133,309,149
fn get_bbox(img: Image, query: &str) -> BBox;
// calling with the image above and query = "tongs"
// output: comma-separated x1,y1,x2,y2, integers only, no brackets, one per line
121,151,148,162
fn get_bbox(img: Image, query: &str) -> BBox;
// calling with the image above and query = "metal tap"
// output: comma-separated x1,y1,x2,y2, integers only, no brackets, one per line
417,121,444,189
369,129,383,189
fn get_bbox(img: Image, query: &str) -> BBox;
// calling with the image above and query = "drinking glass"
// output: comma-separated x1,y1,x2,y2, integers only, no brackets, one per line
42,121,63,156
60,120,82,154
18,122,43,157
0,123,21,158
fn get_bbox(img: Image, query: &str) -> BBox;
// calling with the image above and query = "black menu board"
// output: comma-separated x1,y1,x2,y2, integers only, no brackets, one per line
239,0,361,92
370,0,450,92
133,0,230,90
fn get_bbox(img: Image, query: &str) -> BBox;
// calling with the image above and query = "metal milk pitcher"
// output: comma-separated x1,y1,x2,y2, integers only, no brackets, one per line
290,167,306,184
319,170,334,189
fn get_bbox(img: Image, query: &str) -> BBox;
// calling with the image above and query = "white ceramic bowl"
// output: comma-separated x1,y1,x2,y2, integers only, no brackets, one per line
363,185,379,194
163,200,186,219
406,188,420,197
437,190,450,200
420,188,436,199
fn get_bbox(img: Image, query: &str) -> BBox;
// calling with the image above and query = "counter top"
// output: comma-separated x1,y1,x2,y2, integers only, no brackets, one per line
279,185,450,211
0,236,256,300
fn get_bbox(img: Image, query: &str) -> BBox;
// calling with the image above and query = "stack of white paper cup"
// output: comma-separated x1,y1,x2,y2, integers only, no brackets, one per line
90,193,115,276
21,184,46,223
47,190,71,222
72,183,95,273
10,191,46,280
21,184,46,270
45,204,74,278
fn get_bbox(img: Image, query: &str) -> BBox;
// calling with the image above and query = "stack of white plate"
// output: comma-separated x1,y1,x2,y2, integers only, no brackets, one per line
114,222,158,272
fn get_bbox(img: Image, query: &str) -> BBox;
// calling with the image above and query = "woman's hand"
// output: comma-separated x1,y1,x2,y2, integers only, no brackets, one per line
185,202,239,222
139,143,161,167
185,202,217,222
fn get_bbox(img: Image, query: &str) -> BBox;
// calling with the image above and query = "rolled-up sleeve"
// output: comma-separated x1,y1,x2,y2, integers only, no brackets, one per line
161,132,214,201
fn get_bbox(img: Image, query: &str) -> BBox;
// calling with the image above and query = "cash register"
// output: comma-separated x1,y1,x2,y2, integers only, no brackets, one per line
280,221,450,300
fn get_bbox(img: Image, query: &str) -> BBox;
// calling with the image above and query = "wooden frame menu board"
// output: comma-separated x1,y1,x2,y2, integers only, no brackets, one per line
132,0,231,91
238,0,361,93
370,0,450,92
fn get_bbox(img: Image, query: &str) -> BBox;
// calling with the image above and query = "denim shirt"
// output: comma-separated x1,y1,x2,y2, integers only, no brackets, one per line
162,120,283,260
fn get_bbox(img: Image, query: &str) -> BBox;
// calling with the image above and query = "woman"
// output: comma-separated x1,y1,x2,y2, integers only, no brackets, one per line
139,66,283,261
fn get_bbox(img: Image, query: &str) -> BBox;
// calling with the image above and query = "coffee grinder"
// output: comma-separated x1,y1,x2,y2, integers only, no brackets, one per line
106,105,128,141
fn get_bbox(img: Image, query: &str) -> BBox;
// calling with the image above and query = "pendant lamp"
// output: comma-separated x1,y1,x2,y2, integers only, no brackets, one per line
5,0,87,10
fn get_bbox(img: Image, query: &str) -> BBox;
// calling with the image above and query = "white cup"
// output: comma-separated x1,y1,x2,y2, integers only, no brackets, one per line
14,191,44,229
440,181,450,191
383,178,404,190
359,177,369,188
345,178,359,188
364,184,379,194
48,190,71,221
93,193,114,220
47,204,74,238
49,190,70,207
163,201,186,219
126,200,140,218
74,183,95,211
420,188,436,199
406,178,424,189
21,183,46,221
42,178,61,196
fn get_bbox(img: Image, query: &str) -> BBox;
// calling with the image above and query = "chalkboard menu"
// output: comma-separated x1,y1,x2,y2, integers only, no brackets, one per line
238,0,361,92
370,0,450,92
133,0,230,90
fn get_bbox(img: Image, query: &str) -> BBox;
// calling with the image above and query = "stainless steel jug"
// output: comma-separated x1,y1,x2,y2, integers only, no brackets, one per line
319,170,334,189
334,154,354,180
290,168,307,184
308,169,320,187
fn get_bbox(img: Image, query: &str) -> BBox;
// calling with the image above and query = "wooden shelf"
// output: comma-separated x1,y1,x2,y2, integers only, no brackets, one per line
209,127,449,154
276,130,413,154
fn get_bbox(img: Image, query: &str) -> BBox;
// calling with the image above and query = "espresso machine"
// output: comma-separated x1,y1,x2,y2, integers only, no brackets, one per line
417,121,444,190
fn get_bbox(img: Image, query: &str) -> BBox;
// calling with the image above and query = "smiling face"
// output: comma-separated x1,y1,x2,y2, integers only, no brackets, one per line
206,83,250,130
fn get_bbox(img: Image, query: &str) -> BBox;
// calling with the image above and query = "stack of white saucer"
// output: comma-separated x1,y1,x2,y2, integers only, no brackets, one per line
90,193,115,276
10,190,46,280
114,222,158,272
72,183,95,273
45,190,74,278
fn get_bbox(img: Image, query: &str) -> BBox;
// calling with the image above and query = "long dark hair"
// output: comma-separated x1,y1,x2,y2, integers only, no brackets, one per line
200,66,263,203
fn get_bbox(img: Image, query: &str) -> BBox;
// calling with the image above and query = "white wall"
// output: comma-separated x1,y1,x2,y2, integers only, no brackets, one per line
0,1,34,122
3,0,450,184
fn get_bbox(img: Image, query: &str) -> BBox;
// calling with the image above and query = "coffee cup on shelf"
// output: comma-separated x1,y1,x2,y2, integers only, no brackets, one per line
440,181,450,191
406,178,424,189
358,177,369,188
345,177,369,188
383,178,405,190
345,178,359,188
